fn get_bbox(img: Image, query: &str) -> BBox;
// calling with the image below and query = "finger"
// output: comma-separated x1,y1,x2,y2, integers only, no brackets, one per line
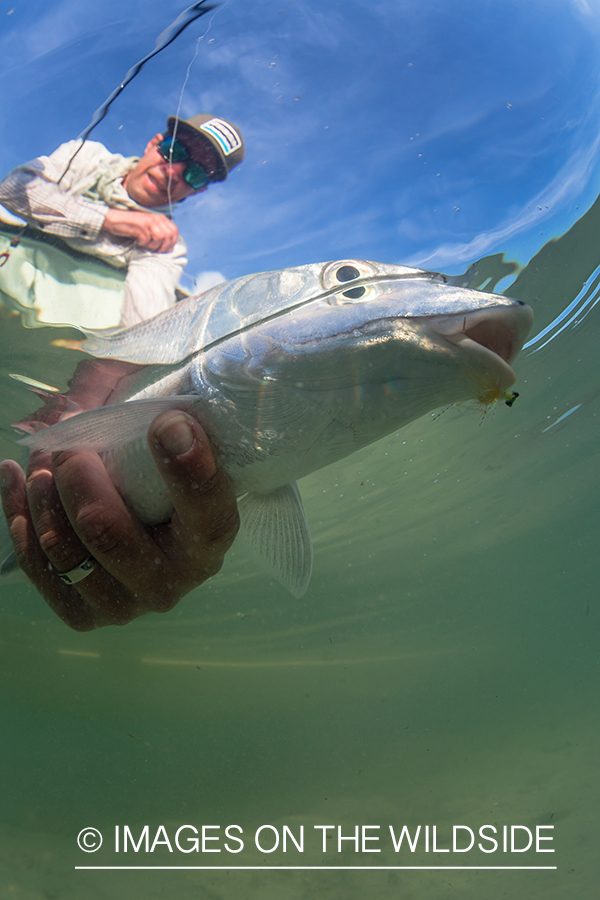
51,449,178,612
0,460,98,631
137,229,160,252
148,411,239,580
25,452,136,623
151,224,178,254
26,466,90,574
160,235,177,253
156,237,174,254
25,448,52,478
1,460,37,573
142,232,172,254
151,216,177,240
163,223,179,252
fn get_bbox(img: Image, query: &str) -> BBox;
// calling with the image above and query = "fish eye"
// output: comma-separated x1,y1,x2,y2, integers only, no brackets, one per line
320,259,377,293
342,286,366,299
327,283,379,306
335,265,361,282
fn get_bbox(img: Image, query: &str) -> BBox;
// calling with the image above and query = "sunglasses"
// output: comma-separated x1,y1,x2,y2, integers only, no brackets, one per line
157,136,211,191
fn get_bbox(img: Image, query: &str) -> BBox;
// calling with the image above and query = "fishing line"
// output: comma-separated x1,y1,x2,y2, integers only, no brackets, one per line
166,40,203,215
58,0,217,184
167,1,226,215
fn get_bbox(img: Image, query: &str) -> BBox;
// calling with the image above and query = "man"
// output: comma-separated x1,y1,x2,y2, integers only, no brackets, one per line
0,116,245,627
0,114,245,325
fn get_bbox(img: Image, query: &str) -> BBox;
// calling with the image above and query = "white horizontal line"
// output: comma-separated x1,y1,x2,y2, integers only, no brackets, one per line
75,866,558,871
139,653,440,668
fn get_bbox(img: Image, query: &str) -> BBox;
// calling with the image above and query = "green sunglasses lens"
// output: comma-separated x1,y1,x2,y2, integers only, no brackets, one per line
158,138,210,190
158,137,189,163
184,162,210,191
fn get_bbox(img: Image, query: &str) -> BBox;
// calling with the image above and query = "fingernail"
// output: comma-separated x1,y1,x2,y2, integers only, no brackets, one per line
154,413,195,457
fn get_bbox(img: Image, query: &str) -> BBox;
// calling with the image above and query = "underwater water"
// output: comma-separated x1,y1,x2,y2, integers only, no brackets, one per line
1,0,600,897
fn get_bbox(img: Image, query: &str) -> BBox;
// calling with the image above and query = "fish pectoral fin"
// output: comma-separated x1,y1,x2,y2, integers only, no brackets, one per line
17,396,196,453
238,482,313,599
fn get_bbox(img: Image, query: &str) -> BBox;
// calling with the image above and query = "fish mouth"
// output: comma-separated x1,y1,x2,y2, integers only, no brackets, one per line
428,302,534,390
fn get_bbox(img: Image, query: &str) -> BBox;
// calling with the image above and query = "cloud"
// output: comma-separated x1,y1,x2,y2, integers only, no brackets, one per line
405,129,600,270
190,270,226,293
0,0,131,71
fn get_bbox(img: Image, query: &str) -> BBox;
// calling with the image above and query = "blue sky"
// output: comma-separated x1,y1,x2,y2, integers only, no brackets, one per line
3,0,600,287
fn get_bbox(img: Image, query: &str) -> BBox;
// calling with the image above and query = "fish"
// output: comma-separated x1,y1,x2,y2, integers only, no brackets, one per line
8,259,533,597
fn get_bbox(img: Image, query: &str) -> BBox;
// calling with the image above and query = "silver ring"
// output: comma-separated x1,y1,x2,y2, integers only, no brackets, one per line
57,556,96,585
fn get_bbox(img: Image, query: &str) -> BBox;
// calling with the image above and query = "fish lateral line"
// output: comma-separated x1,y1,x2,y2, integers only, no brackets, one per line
92,272,464,366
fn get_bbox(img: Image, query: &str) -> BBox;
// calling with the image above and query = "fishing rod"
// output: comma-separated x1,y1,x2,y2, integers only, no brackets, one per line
58,0,217,183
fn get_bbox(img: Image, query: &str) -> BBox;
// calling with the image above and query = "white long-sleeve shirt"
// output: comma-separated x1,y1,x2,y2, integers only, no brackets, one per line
0,140,188,325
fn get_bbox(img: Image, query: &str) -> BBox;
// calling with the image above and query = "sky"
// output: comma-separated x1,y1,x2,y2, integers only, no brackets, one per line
2,0,600,288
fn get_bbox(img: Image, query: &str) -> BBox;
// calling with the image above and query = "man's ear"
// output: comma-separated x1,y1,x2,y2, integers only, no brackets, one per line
143,134,163,155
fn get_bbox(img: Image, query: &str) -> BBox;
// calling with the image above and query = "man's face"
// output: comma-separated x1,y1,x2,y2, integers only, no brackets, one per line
123,134,212,207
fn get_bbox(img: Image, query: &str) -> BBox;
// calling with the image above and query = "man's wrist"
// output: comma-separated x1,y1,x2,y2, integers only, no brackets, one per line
100,208,137,238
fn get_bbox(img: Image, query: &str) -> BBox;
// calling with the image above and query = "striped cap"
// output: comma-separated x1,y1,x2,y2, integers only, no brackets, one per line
167,114,245,181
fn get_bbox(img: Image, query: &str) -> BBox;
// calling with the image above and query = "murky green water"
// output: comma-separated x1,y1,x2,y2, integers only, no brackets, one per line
2,215,599,899
2,1,600,897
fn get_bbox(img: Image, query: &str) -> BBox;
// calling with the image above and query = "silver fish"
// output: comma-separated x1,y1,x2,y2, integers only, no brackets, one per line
17,259,533,597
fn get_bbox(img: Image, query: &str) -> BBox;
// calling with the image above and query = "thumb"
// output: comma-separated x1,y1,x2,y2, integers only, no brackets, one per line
148,410,239,550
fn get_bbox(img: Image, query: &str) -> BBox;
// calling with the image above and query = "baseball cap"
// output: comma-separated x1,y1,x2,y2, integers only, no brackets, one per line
166,114,245,181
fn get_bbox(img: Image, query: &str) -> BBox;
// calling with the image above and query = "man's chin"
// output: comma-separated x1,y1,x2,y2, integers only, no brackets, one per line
132,186,167,208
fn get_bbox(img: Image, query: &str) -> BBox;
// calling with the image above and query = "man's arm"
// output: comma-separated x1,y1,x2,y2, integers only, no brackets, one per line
0,141,109,241
0,411,239,630
0,141,179,251
101,208,179,254
0,141,187,323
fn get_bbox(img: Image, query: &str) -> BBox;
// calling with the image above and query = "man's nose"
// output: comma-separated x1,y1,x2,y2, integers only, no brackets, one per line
161,160,186,179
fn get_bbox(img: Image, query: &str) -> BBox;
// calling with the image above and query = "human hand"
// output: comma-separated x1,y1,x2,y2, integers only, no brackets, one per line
101,208,180,253
0,411,239,630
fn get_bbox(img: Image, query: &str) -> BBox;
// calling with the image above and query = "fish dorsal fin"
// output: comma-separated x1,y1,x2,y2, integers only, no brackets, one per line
17,396,196,453
238,483,313,599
